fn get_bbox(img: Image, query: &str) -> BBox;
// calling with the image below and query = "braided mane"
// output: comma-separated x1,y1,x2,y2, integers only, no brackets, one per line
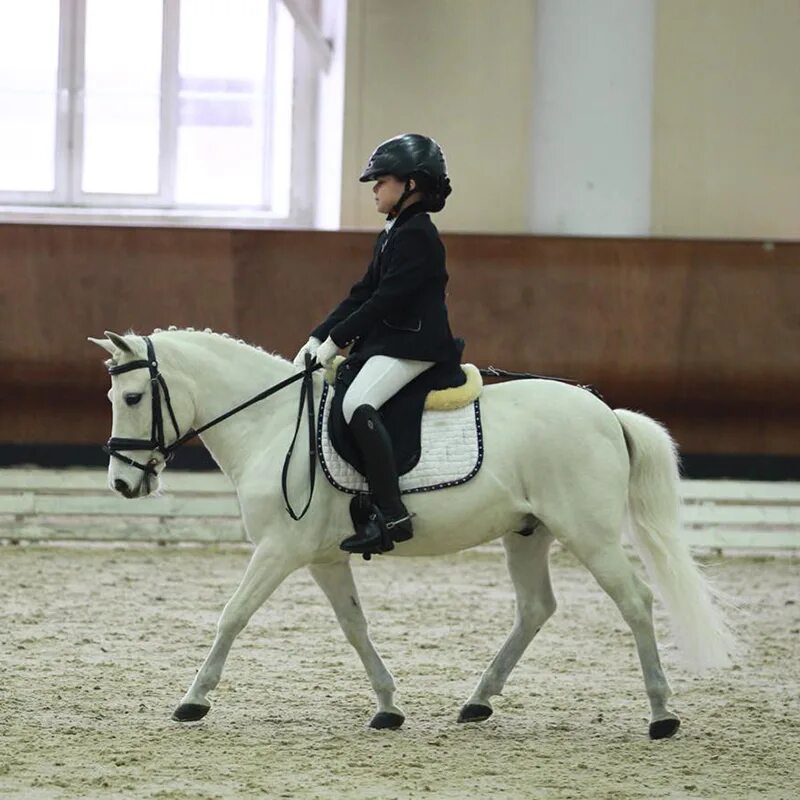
130,325,290,363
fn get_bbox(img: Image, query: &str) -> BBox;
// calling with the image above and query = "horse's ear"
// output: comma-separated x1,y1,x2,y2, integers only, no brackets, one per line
103,330,133,353
87,336,117,356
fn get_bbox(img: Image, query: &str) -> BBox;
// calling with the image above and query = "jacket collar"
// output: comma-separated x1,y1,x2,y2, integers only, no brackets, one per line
387,201,427,230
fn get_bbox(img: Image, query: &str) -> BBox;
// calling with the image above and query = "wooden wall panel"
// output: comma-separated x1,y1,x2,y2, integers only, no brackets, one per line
230,229,370,357
0,223,797,457
0,225,237,382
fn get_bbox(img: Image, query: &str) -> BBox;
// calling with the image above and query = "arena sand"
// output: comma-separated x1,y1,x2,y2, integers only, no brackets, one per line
1,542,797,799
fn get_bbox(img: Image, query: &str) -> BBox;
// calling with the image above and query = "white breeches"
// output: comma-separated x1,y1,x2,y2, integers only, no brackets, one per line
342,355,435,424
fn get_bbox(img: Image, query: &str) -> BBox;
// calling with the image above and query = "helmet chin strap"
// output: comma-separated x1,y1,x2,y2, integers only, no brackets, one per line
387,179,415,220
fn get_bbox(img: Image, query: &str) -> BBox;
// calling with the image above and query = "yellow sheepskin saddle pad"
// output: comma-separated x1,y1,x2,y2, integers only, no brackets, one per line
319,356,484,495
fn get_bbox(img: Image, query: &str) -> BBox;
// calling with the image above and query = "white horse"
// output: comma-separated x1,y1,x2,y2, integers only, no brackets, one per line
89,327,734,739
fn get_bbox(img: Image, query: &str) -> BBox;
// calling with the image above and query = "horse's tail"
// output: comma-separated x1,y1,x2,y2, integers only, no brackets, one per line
614,408,737,671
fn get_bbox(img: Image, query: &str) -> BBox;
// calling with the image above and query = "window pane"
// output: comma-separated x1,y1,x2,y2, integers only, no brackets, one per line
270,1,294,216
175,0,270,206
0,0,60,192
82,0,162,194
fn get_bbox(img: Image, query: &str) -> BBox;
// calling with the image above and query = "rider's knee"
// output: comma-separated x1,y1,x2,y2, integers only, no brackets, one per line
343,393,375,426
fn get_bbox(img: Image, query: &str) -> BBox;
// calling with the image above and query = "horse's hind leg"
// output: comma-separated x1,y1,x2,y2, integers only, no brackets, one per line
562,532,679,739
309,559,404,729
173,541,300,722
459,529,556,723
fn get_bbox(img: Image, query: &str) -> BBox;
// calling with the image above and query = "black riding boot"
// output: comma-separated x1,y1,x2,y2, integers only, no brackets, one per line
340,404,414,553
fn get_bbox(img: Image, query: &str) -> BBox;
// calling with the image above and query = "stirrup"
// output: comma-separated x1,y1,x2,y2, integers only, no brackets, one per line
340,510,394,555
340,501,415,556
341,497,387,555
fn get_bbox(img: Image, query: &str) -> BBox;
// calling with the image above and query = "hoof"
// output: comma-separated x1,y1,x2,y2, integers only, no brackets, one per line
172,703,210,722
458,703,493,723
369,711,405,730
649,716,681,740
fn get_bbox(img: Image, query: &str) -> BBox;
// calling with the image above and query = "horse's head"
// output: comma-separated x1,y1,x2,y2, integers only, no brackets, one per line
89,330,195,498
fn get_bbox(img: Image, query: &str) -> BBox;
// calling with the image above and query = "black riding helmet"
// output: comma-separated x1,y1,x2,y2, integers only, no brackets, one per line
360,133,452,215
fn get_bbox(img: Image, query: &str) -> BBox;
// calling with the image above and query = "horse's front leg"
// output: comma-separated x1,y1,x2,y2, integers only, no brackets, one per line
172,540,300,722
309,559,405,729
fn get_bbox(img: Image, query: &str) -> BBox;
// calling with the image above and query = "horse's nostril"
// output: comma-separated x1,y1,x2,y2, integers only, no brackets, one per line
114,478,130,494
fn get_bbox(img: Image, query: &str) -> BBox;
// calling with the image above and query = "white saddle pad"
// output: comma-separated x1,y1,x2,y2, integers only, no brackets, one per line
317,383,484,495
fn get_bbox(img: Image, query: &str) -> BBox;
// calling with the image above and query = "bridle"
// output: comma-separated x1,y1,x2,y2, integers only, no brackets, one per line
104,335,321,519
104,336,182,477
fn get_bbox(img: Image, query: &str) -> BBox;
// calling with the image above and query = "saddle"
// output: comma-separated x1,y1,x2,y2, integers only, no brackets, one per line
323,350,481,479
318,350,484,560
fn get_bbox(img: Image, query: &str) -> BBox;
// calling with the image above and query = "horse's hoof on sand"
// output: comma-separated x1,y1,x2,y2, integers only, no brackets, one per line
369,711,405,730
649,717,680,740
172,703,210,722
458,704,493,723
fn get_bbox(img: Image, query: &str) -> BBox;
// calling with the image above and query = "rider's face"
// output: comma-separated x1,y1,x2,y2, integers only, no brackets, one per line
372,175,415,215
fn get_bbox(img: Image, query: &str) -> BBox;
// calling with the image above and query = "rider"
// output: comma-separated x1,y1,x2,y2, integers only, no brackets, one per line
293,133,462,553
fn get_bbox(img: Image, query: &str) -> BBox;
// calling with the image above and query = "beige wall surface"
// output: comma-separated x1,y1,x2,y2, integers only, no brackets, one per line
339,0,798,240
652,0,800,240
340,0,535,233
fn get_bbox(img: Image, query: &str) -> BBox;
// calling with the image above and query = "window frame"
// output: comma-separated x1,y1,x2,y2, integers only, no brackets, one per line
0,0,321,227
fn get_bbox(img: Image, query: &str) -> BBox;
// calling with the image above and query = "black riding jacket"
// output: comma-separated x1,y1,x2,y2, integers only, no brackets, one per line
310,203,461,363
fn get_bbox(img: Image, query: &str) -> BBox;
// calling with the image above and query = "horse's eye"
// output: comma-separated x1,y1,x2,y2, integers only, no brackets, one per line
124,393,143,406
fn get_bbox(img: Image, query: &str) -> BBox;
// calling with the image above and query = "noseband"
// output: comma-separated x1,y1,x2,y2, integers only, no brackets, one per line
104,335,321,519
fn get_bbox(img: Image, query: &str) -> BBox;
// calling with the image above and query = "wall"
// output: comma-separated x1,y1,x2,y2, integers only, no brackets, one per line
651,0,800,240
340,0,535,233
528,0,655,236
1,223,798,460
338,0,800,239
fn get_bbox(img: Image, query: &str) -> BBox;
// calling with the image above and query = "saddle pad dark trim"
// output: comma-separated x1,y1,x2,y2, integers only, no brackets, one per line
316,382,484,496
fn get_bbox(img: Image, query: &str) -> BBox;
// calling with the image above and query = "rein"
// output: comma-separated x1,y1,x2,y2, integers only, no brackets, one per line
104,336,321,519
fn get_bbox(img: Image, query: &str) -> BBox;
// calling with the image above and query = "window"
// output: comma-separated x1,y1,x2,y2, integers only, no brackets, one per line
0,0,321,223
0,0,61,195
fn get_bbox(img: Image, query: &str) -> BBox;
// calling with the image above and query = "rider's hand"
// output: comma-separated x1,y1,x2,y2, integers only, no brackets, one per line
292,336,321,369
315,336,341,368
